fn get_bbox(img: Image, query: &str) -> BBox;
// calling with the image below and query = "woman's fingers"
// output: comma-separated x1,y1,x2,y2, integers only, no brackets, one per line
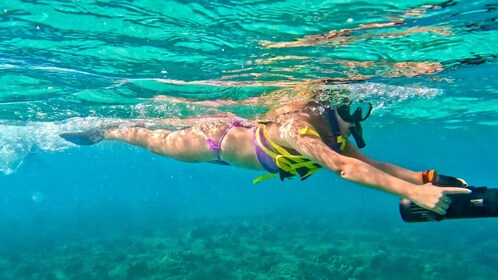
439,195,451,209
443,195,452,205
442,187,472,195
434,187,472,214
433,206,447,215
432,195,452,214
414,185,471,215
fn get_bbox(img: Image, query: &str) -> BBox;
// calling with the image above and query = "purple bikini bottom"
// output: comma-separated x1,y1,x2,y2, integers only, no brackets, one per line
206,118,253,165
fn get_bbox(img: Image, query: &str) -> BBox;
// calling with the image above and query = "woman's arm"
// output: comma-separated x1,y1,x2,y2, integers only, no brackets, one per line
342,140,424,185
279,119,471,215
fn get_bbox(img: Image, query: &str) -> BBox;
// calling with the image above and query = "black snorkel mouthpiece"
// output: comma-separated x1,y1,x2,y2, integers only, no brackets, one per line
400,185,498,222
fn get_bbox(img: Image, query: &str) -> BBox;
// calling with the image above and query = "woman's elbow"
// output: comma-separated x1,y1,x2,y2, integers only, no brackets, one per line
328,158,363,181
324,155,349,177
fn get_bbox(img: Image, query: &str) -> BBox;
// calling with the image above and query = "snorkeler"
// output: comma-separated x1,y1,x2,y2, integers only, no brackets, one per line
60,80,481,221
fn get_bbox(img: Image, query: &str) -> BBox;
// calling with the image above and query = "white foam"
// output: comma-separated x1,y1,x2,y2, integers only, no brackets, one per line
323,82,442,106
0,118,114,175
0,83,448,175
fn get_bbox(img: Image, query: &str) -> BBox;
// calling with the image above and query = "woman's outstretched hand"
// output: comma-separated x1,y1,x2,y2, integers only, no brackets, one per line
407,183,472,215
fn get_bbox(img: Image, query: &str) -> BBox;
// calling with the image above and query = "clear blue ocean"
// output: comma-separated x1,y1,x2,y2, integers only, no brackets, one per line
1,0,498,279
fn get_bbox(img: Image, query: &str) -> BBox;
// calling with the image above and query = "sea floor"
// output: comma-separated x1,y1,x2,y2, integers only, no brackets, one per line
1,213,497,280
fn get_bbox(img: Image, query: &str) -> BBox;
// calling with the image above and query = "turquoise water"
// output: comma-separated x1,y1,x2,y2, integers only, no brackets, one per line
1,0,498,279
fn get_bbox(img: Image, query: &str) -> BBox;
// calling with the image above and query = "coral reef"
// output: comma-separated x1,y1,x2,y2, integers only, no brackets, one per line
1,214,497,280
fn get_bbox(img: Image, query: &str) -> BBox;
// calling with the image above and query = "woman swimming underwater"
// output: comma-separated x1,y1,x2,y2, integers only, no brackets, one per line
61,80,472,218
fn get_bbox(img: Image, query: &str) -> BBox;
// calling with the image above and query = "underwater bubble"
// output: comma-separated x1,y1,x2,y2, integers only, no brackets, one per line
32,191,45,203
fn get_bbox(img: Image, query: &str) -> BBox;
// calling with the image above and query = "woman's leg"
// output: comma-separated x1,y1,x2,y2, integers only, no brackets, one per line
60,118,232,162
104,127,215,163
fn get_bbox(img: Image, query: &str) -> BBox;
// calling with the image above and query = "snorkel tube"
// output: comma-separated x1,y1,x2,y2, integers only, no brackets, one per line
349,123,365,148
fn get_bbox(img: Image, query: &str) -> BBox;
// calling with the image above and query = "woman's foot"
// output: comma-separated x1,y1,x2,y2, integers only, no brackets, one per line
59,123,124,145
59,127,107,146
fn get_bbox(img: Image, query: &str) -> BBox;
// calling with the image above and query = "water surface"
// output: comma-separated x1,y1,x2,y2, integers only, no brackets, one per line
1,1,498,279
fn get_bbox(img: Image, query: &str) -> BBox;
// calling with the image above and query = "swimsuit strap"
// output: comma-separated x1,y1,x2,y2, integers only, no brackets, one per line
252,111,347,183
253,124,322,183
325,107,347,152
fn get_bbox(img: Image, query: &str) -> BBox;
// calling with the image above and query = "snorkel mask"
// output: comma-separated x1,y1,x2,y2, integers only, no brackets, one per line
336,102,372,148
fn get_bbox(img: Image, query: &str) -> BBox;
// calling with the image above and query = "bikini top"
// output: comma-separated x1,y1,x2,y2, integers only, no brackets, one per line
252,108,347,184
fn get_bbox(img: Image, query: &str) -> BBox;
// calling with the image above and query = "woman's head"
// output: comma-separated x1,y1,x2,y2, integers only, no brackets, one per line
260,80,323,120
261,79,371,124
